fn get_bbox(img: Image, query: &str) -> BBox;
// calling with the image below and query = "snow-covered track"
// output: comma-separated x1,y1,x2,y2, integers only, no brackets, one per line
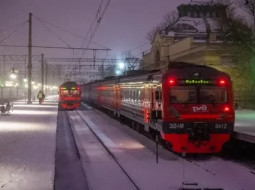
66,110,140,190
65,108,255,190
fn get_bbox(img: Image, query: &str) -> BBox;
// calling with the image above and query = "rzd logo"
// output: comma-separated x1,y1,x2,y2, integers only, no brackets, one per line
192,105,207,112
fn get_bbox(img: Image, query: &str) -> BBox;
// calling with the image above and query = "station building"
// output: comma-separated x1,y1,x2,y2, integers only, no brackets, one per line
140,0,255,108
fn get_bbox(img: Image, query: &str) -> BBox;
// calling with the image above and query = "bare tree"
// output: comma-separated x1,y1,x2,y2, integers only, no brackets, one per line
243,0,255,30
146,10,178,42
146,25,163,42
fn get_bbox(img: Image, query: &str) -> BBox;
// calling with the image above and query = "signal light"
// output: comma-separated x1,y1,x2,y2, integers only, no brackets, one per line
168,78,176,85
218,79,226,86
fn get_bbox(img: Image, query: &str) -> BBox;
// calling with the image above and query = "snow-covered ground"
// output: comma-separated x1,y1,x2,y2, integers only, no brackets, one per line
0,97,255,190
0,96,58,190
68,108,255,190
235,109,255,136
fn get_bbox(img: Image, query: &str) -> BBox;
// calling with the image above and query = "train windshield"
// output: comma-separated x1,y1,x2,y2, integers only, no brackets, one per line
70,89,80,95
60,89,80,96
169,86,227,104
60,89,69,96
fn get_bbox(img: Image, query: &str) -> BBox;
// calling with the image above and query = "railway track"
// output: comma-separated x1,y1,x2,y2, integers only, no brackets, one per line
66,110,140,190
64,108,255,190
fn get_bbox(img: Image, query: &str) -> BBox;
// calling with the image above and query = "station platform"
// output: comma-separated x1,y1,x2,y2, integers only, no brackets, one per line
0,97,255,190
233,109,255,143
2,97,255,144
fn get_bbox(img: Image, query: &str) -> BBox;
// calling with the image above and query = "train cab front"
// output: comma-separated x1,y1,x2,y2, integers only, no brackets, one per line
58,82,81,110
59,100,81,110
161,74,235,153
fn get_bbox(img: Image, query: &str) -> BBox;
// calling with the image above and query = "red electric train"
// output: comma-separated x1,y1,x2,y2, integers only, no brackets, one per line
82,62,235,153
58,81,81,110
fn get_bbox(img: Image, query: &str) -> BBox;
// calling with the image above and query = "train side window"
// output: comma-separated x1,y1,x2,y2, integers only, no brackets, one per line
138,90,141,103
129,90,132,101
134,90,138,102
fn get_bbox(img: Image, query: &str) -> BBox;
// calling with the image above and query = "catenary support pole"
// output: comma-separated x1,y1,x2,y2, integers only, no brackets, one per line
27,13,32,104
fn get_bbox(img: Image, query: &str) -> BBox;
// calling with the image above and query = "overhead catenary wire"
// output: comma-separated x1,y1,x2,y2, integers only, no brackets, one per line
80,0,112,58
34,15,72,48
0,21,28,45
32,14,109,49
0,21,28,34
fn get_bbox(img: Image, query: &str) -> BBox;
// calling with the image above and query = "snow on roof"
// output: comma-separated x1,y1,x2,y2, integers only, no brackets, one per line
207,18,221,32
172,17,207,33
188,0,214,6
167,16,221,34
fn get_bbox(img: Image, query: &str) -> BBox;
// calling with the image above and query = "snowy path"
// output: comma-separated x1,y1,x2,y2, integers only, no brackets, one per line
68,108,255,190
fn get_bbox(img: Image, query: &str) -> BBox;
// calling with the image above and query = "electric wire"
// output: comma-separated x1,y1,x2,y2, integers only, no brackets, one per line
80,0,112,58
34,15,72,48
0,21,28,45
32,14,109,49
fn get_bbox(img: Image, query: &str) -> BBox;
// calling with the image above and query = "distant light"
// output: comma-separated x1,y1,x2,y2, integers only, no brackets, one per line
23,78,27,82
10,73,17,79
118,62,125,70
115,70,121,75
33,85,39,89
5,81,14,87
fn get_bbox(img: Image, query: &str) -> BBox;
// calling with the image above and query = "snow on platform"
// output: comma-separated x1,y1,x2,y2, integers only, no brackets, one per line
71,109,255,190
234,109,255,143
1,97,255,190
0,96,58,190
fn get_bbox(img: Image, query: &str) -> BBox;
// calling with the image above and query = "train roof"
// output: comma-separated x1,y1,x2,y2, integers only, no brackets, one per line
60,81,78,87
84,62,230,85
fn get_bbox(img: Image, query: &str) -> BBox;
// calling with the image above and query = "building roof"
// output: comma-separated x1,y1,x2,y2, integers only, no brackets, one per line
163,1,226,41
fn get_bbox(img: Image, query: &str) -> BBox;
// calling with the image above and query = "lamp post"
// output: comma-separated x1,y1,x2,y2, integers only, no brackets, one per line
27,12,32,104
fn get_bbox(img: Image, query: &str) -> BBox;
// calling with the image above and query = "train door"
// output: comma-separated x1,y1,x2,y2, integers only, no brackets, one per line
150,85,162,121
143,83,150,124
115,82,121,116
153,85,162,119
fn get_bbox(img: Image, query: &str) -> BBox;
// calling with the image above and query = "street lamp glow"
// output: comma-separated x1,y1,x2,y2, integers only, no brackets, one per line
23,78,27,83
118,62,125,70
115,70,121,75
10,73,17,79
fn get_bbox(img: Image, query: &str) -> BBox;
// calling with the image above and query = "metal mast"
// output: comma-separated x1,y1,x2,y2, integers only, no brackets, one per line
27,13,32,104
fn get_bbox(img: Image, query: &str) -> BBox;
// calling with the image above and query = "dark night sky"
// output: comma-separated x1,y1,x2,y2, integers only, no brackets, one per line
0,0,190,59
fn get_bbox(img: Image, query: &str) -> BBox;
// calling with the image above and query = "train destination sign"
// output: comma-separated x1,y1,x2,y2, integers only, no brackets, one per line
185,79,210,84
181,79,212,84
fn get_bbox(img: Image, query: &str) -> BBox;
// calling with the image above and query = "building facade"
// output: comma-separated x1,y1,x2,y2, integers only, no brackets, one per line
141,1,232,71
